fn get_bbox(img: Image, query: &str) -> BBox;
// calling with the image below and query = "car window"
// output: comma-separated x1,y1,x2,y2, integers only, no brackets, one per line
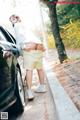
5,30,16,44
0,30,7,42
0,27,16,44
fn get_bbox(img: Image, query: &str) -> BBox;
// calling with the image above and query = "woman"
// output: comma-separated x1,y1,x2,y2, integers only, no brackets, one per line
9,14,46,100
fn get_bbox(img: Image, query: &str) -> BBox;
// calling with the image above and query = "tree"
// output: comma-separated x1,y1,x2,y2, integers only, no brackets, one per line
40,0,68,63
57,0,80,25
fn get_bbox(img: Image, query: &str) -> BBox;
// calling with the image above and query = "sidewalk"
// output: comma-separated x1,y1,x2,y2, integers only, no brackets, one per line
53,59,80,111
44,49,80,120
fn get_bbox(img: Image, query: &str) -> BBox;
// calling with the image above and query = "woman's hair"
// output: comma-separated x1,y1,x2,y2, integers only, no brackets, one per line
9,14,21,23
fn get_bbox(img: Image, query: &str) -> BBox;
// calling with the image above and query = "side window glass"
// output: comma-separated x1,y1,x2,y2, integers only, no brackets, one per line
0,30,7,42
0,28,16,44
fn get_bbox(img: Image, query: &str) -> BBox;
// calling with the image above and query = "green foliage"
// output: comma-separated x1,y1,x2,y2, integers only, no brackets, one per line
57,4,80,25
47,34,55,48
55,4,80,49
60,20,80,48
47,20,80,49
46,3,80,49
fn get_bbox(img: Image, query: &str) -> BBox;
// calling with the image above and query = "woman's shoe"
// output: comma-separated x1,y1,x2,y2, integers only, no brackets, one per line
27,89,34,100
35,85,46,93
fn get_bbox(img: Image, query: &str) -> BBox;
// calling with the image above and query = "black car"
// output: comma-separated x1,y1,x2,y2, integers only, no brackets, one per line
0,26,25,113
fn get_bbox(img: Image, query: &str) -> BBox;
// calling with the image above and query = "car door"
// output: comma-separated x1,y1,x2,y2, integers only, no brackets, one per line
0,27,17,111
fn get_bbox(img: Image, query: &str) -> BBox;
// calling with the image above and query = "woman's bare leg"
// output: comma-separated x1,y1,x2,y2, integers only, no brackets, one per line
35,68,46,93
25,70,34,99
25,70,33,89
37,68,45,85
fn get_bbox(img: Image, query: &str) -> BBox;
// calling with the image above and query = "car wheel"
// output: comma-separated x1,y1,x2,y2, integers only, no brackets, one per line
14,68,25,114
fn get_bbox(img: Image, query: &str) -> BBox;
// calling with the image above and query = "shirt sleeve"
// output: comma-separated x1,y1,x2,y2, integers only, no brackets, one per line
14,23,26,49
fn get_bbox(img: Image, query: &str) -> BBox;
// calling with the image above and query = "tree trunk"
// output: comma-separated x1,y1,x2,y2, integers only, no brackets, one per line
48,2,68,63
40,0,68,63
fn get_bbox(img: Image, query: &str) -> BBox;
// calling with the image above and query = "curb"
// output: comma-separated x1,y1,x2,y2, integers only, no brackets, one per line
44,62,80,120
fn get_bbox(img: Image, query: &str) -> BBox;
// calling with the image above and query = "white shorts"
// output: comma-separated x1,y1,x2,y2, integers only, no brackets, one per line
23,50,44,70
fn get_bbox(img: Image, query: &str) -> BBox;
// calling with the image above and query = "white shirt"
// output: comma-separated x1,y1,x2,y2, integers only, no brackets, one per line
13,22,42,49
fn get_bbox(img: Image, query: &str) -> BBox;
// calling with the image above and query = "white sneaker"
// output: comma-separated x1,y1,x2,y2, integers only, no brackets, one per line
27,89,34,100
35,85,46,93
